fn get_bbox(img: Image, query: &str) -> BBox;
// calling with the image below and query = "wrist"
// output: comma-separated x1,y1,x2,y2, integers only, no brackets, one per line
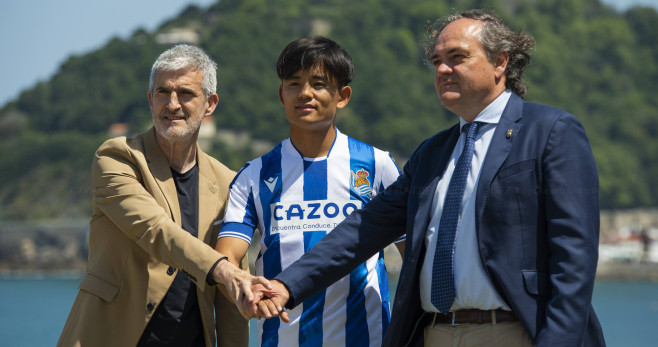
213,256,232,285
272,279,291,305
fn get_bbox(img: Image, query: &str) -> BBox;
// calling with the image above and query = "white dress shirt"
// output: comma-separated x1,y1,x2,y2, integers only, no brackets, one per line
420,90,512,313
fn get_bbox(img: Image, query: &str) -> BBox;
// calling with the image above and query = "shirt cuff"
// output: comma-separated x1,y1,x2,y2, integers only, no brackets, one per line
206,256,228,286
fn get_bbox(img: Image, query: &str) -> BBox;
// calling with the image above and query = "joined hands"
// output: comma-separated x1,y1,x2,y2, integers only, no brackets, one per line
213,260,290,322
212,259,274,320
247,280,291,323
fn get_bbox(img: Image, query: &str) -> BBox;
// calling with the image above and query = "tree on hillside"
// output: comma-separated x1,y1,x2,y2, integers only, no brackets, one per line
1,0,657,220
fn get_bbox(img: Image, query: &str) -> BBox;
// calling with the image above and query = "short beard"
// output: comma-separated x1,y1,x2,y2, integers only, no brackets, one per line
153,112,202,142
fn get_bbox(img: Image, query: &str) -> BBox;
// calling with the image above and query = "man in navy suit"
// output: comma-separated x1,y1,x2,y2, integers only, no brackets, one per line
253,9,605,347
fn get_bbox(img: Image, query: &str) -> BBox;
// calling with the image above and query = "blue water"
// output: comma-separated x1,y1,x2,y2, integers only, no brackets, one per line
0,276,656,346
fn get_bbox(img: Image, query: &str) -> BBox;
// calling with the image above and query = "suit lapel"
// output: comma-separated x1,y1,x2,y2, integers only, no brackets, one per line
196,147,221,244
475,94,524,221
426,125,462,188
144,127,182,225
413,124,461,247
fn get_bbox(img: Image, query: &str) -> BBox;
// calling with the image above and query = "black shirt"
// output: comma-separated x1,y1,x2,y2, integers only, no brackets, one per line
138,164,205,347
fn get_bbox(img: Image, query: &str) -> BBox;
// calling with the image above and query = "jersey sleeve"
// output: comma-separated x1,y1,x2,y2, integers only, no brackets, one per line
374,150,406,243
218,163,259,244
378,152,401,190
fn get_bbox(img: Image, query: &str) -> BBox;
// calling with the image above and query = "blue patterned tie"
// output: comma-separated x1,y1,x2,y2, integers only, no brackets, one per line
431,121,480,313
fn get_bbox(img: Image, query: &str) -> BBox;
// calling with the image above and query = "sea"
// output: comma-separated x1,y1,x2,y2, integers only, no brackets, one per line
0,276,656,347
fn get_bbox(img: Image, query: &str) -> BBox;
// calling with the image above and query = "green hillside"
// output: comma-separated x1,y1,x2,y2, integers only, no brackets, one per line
1,0,657,220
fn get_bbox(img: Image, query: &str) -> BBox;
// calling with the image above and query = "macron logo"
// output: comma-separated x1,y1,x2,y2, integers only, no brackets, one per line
264,176,278,193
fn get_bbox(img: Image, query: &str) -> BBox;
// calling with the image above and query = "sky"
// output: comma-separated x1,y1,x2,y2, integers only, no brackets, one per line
0,0,217,106
1,0,657,107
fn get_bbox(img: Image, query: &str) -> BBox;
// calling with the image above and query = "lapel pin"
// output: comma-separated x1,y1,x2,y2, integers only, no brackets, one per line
506,129,513,138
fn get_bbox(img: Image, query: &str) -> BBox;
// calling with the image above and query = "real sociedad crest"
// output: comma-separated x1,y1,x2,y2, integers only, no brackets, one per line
350,168,372,198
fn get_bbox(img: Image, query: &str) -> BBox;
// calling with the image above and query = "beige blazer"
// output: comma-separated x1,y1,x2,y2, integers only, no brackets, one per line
58,128,247,347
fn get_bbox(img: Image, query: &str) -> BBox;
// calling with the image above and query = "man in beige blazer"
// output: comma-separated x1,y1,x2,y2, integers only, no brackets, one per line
58,44,269,347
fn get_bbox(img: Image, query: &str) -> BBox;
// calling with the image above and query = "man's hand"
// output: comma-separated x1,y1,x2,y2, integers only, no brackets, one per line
255,280,290,323
212,259,271,319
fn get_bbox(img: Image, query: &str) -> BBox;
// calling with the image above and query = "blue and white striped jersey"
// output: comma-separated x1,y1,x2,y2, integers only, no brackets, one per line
219,129,402,347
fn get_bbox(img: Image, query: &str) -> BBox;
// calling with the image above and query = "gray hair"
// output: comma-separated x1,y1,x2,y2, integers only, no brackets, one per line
424,9,535,98
149,44,217,98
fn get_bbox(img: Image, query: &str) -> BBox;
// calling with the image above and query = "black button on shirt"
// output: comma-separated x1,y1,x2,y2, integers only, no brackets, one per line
138,164,205,347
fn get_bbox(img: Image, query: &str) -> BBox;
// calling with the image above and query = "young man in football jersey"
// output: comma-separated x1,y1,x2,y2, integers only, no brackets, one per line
215,36,404,347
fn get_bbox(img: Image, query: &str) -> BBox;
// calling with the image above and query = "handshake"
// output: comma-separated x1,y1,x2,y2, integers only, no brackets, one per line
213,258,291,322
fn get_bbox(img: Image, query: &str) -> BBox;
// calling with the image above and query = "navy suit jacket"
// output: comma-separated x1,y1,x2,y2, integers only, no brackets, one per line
276,93,605,347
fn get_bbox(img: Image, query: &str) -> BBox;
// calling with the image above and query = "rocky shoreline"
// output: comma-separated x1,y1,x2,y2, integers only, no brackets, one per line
595,261,658,281
2,215,657,282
